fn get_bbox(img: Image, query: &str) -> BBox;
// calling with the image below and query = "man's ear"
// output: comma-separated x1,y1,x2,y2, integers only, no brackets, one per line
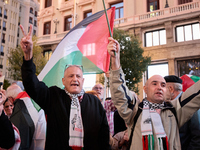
169,86,174,93
62,77,64,85
143,85,147,94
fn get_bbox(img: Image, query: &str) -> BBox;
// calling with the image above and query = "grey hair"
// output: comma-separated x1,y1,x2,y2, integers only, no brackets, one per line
173,83,182,91
6,84,23,99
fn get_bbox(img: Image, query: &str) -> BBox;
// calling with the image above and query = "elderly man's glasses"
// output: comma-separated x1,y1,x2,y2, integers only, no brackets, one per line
65,65,83,72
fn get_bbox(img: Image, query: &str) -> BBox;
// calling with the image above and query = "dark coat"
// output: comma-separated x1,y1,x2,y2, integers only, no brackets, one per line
21,58,110,150
0,111,15,149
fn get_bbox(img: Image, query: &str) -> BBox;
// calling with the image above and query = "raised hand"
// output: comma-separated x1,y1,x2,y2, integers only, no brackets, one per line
20,24,33,60
107,37,121,70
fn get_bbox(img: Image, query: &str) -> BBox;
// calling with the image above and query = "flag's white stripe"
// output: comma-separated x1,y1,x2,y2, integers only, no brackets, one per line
38,28,86,80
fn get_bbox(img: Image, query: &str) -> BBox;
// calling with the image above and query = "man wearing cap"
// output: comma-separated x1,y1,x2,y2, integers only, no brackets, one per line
164,75,200,150
164,75,183,101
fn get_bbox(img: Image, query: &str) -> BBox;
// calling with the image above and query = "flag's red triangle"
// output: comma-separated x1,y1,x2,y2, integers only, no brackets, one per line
77,7,115,73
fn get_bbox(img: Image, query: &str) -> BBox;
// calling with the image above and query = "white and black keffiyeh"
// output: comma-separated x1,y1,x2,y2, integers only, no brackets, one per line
65,89,85,148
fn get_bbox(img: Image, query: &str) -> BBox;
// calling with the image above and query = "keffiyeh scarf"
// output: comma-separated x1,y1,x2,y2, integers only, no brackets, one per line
141,99,169,150
65,89,85,150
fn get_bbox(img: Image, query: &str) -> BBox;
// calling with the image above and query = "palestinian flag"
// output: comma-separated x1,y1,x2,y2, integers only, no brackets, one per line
180,74,200,92
38,8,115,88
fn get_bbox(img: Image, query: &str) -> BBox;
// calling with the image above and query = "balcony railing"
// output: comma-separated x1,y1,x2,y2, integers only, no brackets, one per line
114,1,200,26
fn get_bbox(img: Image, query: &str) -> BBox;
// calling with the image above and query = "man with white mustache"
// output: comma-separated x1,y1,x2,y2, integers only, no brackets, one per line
19,25,110,150
107,37,200,150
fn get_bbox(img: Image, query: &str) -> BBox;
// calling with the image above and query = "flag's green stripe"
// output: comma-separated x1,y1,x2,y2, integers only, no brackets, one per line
190,75,200,83
42,51,103,88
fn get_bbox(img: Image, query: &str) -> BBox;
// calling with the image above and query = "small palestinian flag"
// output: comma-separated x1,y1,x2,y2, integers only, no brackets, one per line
180,74,200,92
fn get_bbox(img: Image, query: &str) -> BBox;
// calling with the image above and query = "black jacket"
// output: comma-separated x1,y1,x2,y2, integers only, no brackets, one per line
21,58,110,150
0,111,15,149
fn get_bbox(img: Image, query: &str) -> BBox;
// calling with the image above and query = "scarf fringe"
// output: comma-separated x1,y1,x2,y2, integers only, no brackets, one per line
143,135,154,150
143,135,169,150
71,146,84,150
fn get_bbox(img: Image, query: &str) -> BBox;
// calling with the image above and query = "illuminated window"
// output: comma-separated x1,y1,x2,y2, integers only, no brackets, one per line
145,29,166,47
176,23,200,42
44,50,52,60
147,0,159,12
177,58,200,77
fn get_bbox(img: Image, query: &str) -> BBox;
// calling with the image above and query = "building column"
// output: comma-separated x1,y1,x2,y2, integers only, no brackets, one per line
164,21,173,44
168,58,175,75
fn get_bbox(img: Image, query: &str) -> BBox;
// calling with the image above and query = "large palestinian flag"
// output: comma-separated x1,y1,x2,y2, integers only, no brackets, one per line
180,74,200,92
38,8,115,88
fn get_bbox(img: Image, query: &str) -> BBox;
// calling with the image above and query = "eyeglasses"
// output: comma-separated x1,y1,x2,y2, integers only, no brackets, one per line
65,65,83,72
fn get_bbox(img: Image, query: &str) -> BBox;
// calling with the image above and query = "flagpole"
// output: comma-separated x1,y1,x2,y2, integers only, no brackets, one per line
102,0,116,56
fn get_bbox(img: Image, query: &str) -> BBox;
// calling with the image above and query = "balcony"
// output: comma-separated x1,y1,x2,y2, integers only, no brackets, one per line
114,1,200,27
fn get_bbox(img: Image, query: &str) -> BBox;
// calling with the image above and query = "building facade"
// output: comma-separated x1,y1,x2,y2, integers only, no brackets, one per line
0,0,39,81
37,0,200,100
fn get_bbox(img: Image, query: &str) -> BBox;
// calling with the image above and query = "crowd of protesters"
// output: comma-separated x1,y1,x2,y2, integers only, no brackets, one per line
1,24,200,150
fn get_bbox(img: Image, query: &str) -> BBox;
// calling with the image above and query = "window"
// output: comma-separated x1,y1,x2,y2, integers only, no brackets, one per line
147,63,169,79
1,45,4,53
147,0,159,12
84,10,92,19
34,20,37,27
177,58,200,77
111,2,124,19
3,21,6,31
4,9,7,19
2,33,5,43
44,21,51,35
145,29,166,47
178,0,192,5
29,17,33,24
35,11,37,17
45,0,52,8
64,16,72,31
30,7,33,14
44,50,52,60
176,23,200,42
33,30,36,35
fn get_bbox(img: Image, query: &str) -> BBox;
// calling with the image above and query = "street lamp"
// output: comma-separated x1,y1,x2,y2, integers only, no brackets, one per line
53,18,59,34
165,0,169,8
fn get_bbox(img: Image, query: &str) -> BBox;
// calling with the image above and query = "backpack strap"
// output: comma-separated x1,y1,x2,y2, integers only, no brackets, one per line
127,108,142,150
